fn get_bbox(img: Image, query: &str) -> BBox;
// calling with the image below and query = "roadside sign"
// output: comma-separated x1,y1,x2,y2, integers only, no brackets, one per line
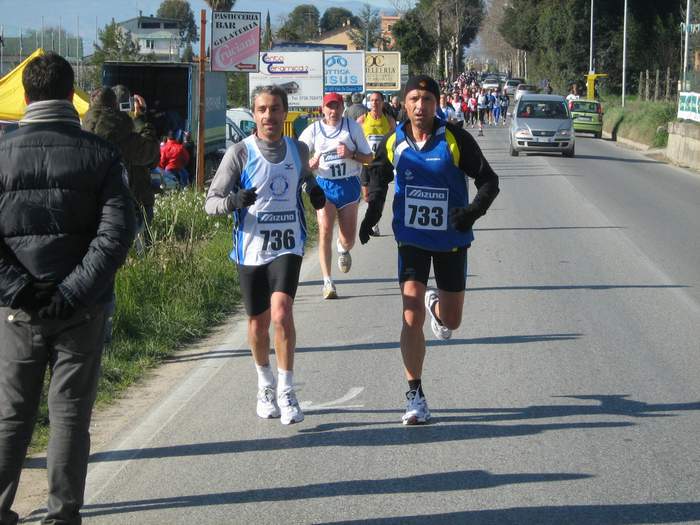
211,11,260,72
365,52,401,92
249,51,324,108
323,51,365,94
678,92,700,123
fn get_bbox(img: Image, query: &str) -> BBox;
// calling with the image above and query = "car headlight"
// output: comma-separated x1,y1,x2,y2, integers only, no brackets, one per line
514,127,531,138
557,128,572,136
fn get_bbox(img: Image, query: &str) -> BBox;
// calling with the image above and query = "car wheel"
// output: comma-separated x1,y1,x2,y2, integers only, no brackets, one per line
562,145,575,158
509,142,519,157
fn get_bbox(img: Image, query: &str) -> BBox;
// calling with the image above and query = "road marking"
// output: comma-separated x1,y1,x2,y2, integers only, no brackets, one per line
300,387,364,409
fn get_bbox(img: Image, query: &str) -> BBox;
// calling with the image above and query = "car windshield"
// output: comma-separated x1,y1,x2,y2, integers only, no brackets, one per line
517,100,568,119
571,101,599,112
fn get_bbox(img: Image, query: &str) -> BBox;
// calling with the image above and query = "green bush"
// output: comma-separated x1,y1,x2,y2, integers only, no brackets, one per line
601,97,675,147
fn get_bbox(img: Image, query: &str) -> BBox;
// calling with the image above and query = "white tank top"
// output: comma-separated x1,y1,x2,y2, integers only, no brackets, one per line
308,118,363,180
232,136,306,266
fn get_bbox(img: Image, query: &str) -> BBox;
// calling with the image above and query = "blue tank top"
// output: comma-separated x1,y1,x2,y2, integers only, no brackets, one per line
390,120,474,251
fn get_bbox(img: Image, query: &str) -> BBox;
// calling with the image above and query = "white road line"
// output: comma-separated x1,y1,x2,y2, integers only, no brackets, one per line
300,387,365,409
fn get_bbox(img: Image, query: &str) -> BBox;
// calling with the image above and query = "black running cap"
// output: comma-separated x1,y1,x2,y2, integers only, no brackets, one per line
404,75,440,101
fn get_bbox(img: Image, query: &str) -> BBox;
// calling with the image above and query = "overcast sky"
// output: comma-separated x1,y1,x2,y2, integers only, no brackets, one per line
1,0,398,54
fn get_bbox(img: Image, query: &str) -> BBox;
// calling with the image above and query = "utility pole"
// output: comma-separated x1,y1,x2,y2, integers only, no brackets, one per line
683,0,691,90
589,0,594,73
622,0,627,107
196,9,207,192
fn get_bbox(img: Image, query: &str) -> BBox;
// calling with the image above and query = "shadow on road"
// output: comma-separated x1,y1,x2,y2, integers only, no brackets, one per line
72,470,590,518
572,154,664,165
320,502,700,524
475,226,625,231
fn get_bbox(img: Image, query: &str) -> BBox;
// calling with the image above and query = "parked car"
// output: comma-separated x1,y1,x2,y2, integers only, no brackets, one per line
504,79,525,97
569,99,603,138
514,84,539,102
226,107,255,136
509,94,575,157
482,76,501,90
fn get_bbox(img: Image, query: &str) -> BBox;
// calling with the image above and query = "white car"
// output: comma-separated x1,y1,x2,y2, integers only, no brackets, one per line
509,95,575,158
226,107,255,136
514,84,539,103
482,77,501,90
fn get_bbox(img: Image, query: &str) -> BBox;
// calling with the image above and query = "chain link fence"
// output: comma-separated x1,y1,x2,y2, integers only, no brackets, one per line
1,24,88,88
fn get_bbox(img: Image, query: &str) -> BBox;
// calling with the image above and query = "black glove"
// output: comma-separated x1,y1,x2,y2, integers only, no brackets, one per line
38,290,76,321
359,217,374,245
11,282,55,311
360,204,382,245
308,185,326,210
226,186,257,211
449,205,484,232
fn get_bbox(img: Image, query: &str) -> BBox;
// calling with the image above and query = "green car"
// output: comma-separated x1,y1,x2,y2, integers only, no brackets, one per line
569,99,603,138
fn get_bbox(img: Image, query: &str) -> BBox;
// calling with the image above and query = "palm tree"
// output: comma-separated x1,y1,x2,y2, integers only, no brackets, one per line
204,0,236,10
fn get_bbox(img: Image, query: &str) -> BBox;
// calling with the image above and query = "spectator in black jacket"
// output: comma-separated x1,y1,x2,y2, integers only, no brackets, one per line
0,52,136,525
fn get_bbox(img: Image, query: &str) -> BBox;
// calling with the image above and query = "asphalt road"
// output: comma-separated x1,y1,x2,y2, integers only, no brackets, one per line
27,125,700,524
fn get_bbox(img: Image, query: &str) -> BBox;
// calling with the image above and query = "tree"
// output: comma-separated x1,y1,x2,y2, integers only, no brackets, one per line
498,0,683,94
90,21,142,86
392,9,437,74
276,5,320,42
181,43,194,62
204,0,236,9
262,10,273,50
348,4,383,50
157,0,198,43
415,0,485,80
320,8,359,33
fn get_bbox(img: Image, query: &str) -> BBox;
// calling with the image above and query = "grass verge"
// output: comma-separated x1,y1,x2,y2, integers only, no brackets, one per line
601,96,676,148
30,188,319,451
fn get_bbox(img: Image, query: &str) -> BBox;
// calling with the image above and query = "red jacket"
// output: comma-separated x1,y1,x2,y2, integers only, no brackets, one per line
159,139,190,171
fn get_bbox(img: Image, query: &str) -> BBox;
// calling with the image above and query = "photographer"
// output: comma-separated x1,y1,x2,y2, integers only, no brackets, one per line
83,85,160,240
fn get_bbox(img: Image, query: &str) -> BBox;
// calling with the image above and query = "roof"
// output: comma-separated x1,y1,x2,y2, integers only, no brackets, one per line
118,16,181,36
519,94,567,101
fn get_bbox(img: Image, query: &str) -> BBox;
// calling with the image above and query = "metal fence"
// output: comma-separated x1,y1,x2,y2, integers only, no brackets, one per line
0,24,85,76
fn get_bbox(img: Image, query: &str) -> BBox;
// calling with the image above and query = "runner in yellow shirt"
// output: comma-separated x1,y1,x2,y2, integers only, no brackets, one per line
357,91,396,235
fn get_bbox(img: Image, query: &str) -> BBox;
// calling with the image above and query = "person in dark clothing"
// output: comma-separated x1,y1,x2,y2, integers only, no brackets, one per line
83,86,160,250
0,52,136,525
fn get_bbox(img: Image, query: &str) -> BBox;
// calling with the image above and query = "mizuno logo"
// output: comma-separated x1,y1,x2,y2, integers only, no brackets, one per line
284,163,294,170
258,211,297,223
407,188,447,200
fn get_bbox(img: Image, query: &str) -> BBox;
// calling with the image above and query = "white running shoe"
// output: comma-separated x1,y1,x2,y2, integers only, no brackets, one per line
402,389,431,425
278,389,304,425
256,385,280,419
425,288,452,340
337,239,352,273
322,280,337,299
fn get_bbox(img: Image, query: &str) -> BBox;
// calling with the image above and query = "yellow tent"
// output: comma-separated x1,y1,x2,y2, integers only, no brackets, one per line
0,49,89,121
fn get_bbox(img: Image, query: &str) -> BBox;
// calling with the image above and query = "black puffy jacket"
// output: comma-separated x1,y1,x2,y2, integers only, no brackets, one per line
0,122,136,307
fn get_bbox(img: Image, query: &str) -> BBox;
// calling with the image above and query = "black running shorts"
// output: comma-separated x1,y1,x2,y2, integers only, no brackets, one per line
397,244,469,292
237,254,303,316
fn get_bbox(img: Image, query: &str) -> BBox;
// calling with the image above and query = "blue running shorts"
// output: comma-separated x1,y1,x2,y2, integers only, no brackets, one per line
316,176,361,209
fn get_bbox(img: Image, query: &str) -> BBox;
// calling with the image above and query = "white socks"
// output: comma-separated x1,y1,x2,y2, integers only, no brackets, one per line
278,369,294,393
256,364,294,393
336,238,347,254
255,363,275,389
